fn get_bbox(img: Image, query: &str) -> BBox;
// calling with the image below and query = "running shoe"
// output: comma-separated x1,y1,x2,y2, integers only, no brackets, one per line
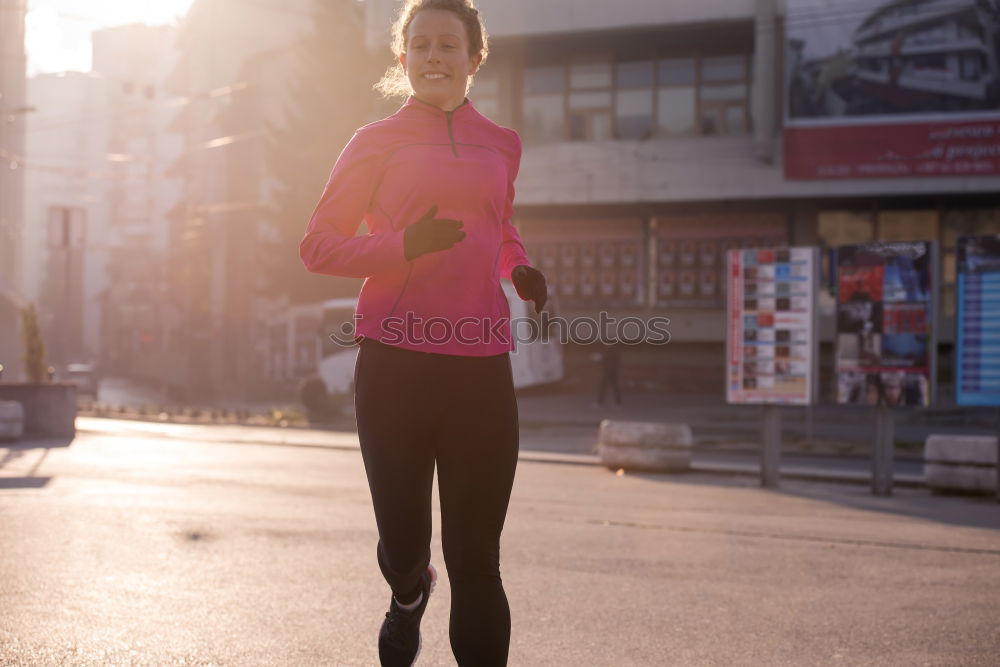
378,564,437,666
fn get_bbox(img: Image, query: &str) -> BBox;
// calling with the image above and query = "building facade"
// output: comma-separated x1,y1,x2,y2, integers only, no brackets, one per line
165,0,314,401
22,24,181,383
91,24,183,384
0,0,28,380
23,71,108,370
362,0,1000,395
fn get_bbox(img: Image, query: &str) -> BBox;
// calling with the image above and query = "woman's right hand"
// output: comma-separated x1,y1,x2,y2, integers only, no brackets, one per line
403,205,465,261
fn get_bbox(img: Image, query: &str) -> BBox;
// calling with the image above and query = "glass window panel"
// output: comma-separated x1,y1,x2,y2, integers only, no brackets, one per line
472,75,499,96
570,62,612,89
656,87,695,135
725,105,747,134
615,89,654,140
616,60,654,88
569,90,612,109
617,114,654,140
701,55,746,82
523,93,565,143
701,107,723,135
475,98,499,120
700,83,748,102
658,58,696,86
524,66,565,94
592,112,612,141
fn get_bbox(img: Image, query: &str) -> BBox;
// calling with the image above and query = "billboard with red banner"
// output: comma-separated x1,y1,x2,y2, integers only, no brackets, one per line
785,0,1000,180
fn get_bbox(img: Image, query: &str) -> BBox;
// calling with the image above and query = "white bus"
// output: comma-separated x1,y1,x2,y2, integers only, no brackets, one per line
267,283,563,396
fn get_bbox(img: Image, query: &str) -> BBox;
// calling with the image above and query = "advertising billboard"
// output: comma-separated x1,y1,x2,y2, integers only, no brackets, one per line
785,0,1000,179
727,247,819,405
835,241,937,407
956,235,1000,405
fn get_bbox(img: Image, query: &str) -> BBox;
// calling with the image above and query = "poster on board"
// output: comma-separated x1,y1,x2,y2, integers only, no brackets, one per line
956,235,1000,406
784,0,1000,179
835,241,937,407
726,247,819,405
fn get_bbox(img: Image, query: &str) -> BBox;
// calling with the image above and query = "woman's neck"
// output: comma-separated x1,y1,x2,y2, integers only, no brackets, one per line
412,94,466,113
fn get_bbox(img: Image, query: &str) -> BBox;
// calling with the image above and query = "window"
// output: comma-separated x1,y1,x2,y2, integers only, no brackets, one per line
960,53,984,81
699,55,750,136
523,66,566,143
568,61,613,141
657,57,697,137
615,60,654,140
472,73,500,120
519,51,751,143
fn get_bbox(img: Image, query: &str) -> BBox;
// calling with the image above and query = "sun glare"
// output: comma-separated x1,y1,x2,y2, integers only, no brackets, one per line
26,0,196,75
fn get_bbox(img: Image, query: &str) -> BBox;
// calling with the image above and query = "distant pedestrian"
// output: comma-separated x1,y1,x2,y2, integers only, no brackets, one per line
299,1,546,665
594,341,622,406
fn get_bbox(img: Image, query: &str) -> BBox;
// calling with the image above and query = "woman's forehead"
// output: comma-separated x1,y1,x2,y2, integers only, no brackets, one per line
408,9,467,39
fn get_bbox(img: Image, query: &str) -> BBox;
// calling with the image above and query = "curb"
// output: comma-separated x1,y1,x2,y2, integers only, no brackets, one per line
67,418,928,488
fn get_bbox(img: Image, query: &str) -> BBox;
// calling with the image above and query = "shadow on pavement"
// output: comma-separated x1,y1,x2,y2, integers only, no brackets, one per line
623,470,1000,532
775,482,1000,533
0,476,51,489
0,437,73,490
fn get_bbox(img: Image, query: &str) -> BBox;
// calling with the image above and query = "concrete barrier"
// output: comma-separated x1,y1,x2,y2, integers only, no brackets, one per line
924,435,998,494
0,384,76,438
598,420,692,472
0,400,25,440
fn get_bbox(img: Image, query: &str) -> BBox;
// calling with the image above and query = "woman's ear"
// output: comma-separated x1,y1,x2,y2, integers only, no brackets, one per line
399,53,408,73
468,53,483,76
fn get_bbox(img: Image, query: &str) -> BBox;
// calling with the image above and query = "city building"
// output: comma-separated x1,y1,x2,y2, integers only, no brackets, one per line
90,24,183,384
164,0,315,401
0,0,28,380
852,0,1000,111
23,71,108,370
22,24,181,383
358,0,1000,395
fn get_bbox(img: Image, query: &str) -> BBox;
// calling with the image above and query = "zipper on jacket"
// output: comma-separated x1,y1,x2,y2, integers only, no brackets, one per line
445,110,459,157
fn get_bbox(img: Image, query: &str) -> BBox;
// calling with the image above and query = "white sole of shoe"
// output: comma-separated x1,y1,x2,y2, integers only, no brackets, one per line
410,564,438,666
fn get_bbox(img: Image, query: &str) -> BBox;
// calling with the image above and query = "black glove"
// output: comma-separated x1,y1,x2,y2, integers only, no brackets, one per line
511,265,548,314
403,205,465,261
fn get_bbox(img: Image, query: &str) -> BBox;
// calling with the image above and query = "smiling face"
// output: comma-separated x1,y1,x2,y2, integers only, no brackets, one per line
400,9,482,111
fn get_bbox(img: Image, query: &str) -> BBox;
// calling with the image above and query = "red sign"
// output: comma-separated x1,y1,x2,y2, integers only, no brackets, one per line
785,120,1000,180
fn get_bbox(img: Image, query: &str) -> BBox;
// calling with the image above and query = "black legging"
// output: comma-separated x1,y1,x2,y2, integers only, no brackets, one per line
354,338,519,666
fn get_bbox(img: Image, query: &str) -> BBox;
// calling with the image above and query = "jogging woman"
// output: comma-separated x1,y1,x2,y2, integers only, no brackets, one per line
299,1,546,664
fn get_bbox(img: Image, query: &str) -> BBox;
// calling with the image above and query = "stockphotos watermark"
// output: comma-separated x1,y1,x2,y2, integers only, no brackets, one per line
327,312,671,348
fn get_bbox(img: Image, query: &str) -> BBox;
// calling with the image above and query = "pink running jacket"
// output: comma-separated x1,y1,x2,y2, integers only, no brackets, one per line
300,96,532,356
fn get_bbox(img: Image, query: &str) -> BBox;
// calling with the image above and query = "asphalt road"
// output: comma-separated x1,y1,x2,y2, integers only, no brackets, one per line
2,425,999,666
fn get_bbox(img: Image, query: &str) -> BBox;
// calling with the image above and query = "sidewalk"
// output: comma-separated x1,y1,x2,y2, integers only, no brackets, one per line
72,416,927,487
515,390,1000,449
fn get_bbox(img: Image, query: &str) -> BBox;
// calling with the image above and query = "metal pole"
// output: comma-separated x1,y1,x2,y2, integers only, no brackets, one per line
805,403,814,448
753,0,777,163
761,404,781,488
873,404,894,496
995,407,999,504
63,209,72,371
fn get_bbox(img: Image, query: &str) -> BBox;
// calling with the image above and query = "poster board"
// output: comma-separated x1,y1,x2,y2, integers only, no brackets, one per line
726,247,819,405
784,0,1000,179
956,235,1000,406
835,241,937,407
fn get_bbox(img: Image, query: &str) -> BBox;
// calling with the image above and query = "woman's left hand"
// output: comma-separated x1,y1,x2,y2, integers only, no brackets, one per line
511,265,548,314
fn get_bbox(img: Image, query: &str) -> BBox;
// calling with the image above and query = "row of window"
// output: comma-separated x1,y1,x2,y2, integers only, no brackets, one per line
474,54,753,143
